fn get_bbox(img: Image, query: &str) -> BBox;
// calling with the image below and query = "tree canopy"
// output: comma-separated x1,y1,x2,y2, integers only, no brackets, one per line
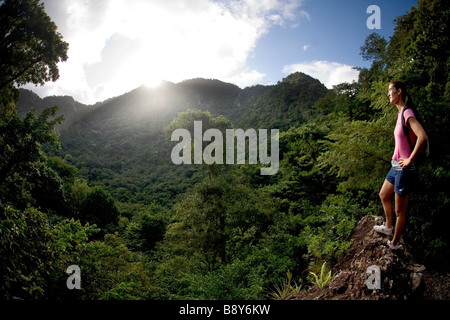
0,0,68,116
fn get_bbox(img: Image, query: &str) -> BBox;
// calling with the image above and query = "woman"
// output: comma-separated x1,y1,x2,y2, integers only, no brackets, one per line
374,80,428,249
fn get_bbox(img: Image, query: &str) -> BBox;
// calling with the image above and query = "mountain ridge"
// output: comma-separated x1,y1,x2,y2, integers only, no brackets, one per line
17,72,327,130
15,72,328,205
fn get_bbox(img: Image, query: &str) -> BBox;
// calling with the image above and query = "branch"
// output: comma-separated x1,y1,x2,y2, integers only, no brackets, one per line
355,144,391,165
0,56,44,90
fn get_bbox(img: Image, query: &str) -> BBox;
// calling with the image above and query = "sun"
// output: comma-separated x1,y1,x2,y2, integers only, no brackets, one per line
143,76,162,88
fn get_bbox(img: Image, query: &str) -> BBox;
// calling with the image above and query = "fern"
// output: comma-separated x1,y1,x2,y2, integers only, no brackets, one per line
309,262,332,289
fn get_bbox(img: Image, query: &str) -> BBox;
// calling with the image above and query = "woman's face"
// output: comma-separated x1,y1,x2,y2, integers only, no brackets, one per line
388,83,401,104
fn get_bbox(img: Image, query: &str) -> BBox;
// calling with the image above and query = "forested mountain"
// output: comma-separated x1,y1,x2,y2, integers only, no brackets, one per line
2,0,449,302
16,73,326,206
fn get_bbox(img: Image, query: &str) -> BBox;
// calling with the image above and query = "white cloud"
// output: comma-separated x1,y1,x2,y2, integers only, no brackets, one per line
26,0,307,104
282,60,360,88
223,69,267,88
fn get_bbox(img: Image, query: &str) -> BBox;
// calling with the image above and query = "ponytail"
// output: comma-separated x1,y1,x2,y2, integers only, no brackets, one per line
405,91,415,108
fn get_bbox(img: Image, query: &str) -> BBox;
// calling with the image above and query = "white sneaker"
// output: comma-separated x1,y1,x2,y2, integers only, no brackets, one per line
387,240,400,250
373,222,393,236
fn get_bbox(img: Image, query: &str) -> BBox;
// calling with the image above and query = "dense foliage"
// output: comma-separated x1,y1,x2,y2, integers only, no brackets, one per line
1,0,449,300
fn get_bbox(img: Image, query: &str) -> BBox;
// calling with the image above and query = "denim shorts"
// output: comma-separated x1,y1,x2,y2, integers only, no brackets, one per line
386,161,417,196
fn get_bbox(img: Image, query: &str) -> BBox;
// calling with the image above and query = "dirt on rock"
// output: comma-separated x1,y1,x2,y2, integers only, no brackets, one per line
292,215,450,300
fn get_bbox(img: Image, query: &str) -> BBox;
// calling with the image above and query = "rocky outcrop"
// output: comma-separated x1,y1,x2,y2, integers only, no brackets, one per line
293,215,428,300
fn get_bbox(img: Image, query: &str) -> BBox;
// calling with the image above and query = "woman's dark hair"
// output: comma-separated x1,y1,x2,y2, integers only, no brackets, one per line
390,80,415,107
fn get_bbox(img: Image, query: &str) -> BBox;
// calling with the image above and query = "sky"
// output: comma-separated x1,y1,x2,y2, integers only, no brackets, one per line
24,0,418,105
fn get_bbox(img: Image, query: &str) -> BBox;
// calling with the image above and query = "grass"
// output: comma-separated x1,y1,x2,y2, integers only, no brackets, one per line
269,270,303,300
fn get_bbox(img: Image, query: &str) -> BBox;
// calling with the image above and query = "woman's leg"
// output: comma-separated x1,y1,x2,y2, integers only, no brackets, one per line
379,179,395,228
392,193,409,246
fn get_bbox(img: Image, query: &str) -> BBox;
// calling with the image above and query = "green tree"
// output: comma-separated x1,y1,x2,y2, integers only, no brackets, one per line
79,186,119,230
81,233,153,300
387,0,450,101
0,0,68,210
0,106,64,208
47,156,78,186
124,203,168,253
164,109,234,179
275,123,335,208
69,178,90,217
162,172,274,271
318,115,393,192
0,0,68,91
0,204,61,299
359,32,389,86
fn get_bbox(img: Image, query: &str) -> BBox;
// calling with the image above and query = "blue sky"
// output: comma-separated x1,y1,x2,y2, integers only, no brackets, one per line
250,0,417,85
26,0,418,104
